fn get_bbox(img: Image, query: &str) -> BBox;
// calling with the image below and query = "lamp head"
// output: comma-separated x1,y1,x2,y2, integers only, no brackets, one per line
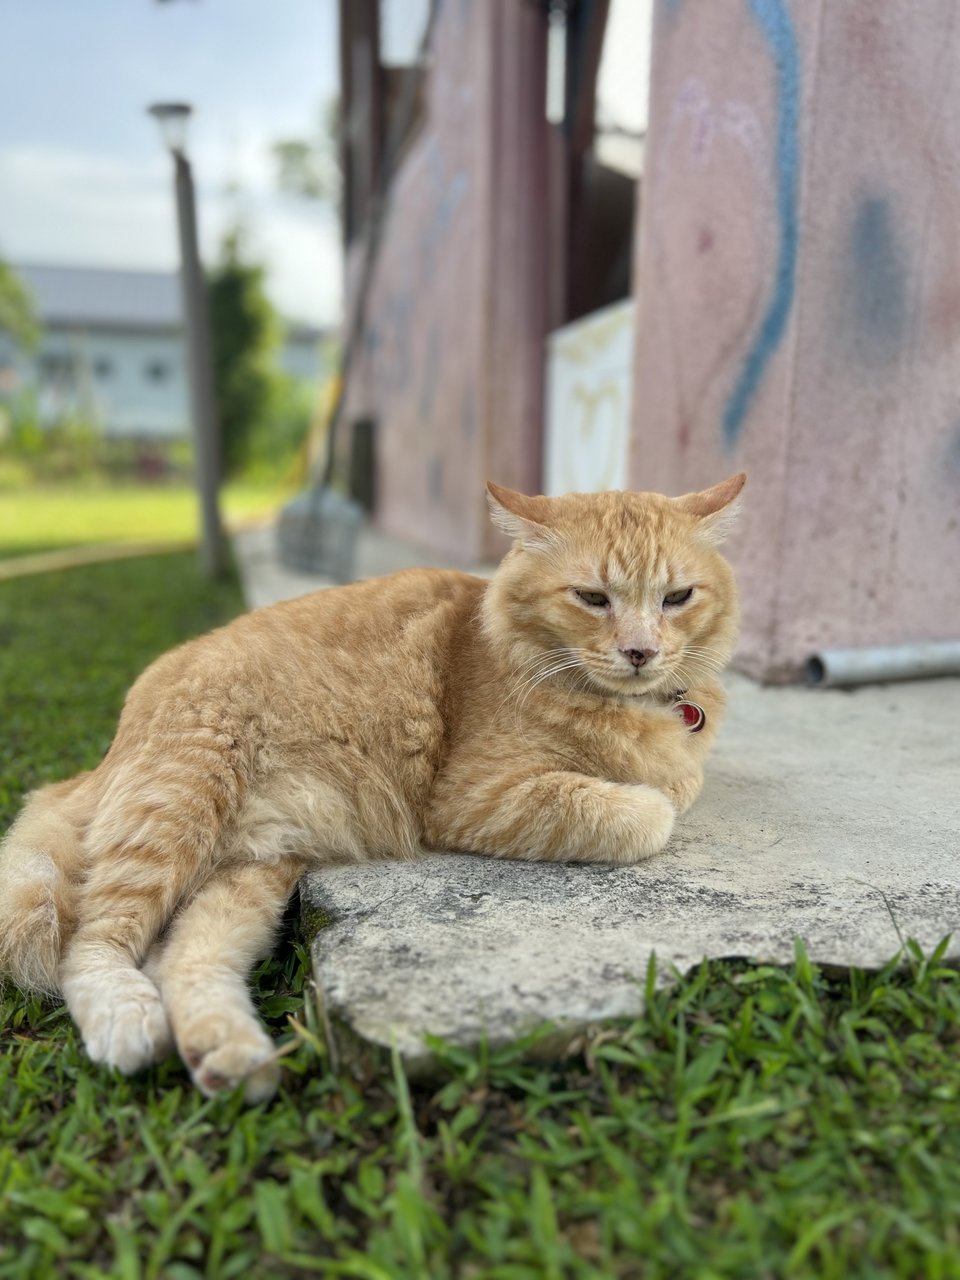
148,102,193,156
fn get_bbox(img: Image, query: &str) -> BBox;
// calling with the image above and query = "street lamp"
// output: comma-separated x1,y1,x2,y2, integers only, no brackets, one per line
148,101,225,578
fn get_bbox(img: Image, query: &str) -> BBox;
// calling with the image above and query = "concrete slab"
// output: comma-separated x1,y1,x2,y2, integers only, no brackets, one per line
233,524,495,610
302,673,960,1071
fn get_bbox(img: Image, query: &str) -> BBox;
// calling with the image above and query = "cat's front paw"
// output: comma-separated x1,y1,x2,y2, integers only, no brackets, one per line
179,1017,280,1103
615,785,676,862
662,771,703,815
78,975,174,1074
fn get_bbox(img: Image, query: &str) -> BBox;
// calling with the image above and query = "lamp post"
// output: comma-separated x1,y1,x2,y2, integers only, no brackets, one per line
148,101,225,579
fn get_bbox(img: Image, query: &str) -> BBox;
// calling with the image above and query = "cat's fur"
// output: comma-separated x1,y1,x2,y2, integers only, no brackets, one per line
0,475,744,1099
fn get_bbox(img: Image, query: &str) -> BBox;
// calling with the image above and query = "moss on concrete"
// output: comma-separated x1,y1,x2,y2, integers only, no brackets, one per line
298,895,333,940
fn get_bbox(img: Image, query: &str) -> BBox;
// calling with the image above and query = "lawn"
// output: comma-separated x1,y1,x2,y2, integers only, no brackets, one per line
1,557,959,1278
0,481,292,561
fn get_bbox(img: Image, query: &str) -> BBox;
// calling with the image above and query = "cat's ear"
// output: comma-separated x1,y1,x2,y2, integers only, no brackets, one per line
486,482,556,550
673,472,746,544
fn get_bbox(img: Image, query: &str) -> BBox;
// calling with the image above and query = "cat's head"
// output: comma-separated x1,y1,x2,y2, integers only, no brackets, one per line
482,475,745,699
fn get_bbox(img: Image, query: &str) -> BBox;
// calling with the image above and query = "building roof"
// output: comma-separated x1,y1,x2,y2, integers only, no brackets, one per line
14,262,333,342
14,263,183,331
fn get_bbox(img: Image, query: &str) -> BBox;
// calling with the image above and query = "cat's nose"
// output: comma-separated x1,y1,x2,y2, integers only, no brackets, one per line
622,647,658,668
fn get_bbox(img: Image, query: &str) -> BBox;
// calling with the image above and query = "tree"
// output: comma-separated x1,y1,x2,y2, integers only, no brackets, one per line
0,260,39,350
272,99,341,213
207,228,280,476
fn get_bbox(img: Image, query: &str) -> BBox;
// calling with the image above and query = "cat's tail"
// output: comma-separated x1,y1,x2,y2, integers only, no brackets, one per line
0,776,91,996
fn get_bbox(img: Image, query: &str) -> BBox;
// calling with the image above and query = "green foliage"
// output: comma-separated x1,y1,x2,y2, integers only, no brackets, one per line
0,395,102,481
2,563,959,1277
0,259,39,350
272,99,341,209
206,227,321,481
242,372,315,484
207,229,281,478
0,390,194,487
0,457,31,493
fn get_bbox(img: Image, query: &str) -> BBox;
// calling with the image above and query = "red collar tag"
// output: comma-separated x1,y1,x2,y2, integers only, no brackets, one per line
674,696,706,732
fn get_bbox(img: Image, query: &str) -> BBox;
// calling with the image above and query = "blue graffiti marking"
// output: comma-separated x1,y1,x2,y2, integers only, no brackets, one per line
848,196,907,362
948,422,960,472
722,0,800,448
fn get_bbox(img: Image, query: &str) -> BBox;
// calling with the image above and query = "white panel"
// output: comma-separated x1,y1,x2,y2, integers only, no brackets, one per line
544,299,634,496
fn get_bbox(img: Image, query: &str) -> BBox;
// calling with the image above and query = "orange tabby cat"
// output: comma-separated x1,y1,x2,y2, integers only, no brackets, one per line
0,474,744,1099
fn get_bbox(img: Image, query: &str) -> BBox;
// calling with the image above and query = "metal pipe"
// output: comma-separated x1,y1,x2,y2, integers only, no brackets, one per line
806,641,960,688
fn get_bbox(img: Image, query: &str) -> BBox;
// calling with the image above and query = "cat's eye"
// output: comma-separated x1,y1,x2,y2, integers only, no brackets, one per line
575,589,610,609
663,588,694,607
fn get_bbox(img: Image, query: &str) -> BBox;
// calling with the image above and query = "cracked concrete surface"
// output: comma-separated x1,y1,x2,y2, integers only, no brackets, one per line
301,672,960,1068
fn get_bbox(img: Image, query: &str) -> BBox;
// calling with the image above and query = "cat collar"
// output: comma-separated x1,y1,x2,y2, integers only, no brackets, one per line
673,690,706,733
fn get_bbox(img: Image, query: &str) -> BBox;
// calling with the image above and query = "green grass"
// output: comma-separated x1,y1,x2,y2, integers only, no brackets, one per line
0,481,292,560
0,553,247,806
2,559,959,1278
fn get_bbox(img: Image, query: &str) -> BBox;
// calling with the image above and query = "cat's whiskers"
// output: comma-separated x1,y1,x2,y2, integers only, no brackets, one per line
515,657,586,704
510,655,595,766
511,651,591,725
681,648,726,670
682,645,727,666
496,649,585,727
499,647,569,687
495,648,578,720
677,652,724,673
686,645,727,665
673,652,725,689
513,646,590,685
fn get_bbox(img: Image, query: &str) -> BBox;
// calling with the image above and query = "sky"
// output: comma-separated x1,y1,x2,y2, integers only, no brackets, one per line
598,0,652,134
0,0,344,325
0,0,649,330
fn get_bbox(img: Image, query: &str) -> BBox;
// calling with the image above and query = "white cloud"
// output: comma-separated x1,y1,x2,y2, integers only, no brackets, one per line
253,204,343,327
0,143,340,326
0,146,173,260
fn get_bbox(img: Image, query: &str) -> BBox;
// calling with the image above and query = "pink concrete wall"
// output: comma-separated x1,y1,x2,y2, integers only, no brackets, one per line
631,0,960,679
343,1,547,562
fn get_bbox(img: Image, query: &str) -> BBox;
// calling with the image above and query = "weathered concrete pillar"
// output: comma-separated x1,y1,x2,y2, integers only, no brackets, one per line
343,1,546,563
481,3,549,558
631,0,960,680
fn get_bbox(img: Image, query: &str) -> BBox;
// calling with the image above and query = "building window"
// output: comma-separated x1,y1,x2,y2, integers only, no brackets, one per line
144,359,170,383
93,357,113,379
40,353,75,380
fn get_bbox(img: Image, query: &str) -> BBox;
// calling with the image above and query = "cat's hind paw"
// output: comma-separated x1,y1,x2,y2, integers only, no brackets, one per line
80,976,174,1074
180,1021,281,1103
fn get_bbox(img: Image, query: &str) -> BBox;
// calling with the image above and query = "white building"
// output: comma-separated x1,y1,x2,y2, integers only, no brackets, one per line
0,263,326,440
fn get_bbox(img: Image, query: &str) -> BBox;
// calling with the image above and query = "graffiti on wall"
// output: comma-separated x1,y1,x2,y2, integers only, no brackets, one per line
844,194,908,365
947,422,960,475
645,0,960,666
652,0,800,448
364,137,471,398
721,0,800,446
352,78,478,545
646,76,771,455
